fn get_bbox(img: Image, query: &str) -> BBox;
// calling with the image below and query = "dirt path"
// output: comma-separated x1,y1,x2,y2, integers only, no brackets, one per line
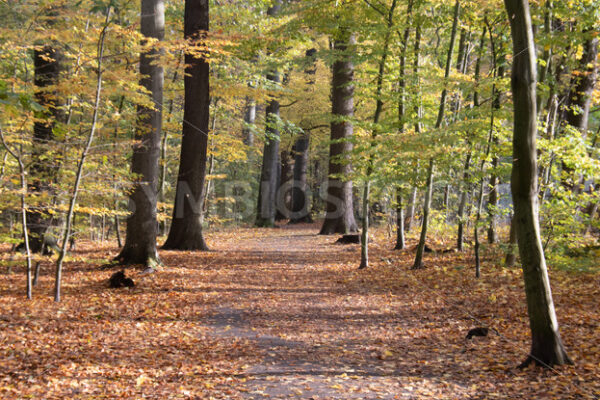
202,226,446,399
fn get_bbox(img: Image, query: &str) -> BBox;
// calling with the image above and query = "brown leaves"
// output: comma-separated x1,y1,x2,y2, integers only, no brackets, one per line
0,225,599,398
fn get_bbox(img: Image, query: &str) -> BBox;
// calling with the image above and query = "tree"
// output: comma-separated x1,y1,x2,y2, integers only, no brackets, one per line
255,1,283,228
162,0,210,250
504,0,572,367
28,42,62,253
116,0,165,264
413,0,461,269
319,30,358,235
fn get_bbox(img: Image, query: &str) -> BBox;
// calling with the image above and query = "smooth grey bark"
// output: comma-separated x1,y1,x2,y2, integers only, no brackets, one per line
320,31,358,235
413,0,460,269
162,0,210,250
504,0,572,367
405,187,417,231
255,3,282,228
117,0,164,262
394,0,413,251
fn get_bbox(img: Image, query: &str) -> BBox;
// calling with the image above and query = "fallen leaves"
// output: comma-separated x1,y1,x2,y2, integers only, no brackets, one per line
0,224,598,399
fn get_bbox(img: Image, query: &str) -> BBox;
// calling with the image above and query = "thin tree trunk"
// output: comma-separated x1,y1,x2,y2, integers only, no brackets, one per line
394,0,413,250
413,0,460,269
162,0,210,250
504,0,572,367
395,188,405,250
55,7,111,301
0,129,33,299
457,152,472,251
290,134,312,223
359,0,397,269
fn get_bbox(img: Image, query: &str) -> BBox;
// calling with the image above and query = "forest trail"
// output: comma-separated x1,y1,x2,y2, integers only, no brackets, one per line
204,225,410,399
1,224,598,399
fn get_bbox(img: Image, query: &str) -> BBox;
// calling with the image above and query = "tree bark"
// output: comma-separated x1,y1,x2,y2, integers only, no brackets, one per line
320,31,358,235
28,45,62,253
413,0,460,269
162,0,210,250
394,0,412,251
504,0,572,367
289,134,313,223
116,0,164,263
255,3,282,228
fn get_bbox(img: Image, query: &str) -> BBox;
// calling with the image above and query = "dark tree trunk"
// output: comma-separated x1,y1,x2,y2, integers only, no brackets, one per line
320,31,358,235
162,0,210,250
562,35,598,191
395,188,405,250
28,45,62,253
505,214,518,267
275,150,292,221
487,62,505,244
255,3,282,228
255,72,281,227
289,134,313,223
242,95,256,147
504,0,572,367
456,152,471,251
116,0,164,264
565,36,598,134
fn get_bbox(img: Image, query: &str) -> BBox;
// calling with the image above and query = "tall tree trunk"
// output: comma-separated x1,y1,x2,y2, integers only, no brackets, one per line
319,31,358,235
456,152,471,251
504,0,572,367
289,134,313,223
359,0,397,269
487,58,506,244
394,0,413,251
413,0,460,269
28,45,62,253
116,0,164,263
289,48,318,224
255,3,282,228
275,150,292,221
162,0,210,250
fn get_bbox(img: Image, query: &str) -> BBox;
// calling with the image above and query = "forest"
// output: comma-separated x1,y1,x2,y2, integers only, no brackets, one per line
0,0,599,398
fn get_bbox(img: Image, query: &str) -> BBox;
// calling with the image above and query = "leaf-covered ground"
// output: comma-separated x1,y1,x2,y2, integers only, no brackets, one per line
1,224,599,399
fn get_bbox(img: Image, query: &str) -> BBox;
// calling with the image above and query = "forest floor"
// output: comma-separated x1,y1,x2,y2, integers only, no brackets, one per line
0,222,599,399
